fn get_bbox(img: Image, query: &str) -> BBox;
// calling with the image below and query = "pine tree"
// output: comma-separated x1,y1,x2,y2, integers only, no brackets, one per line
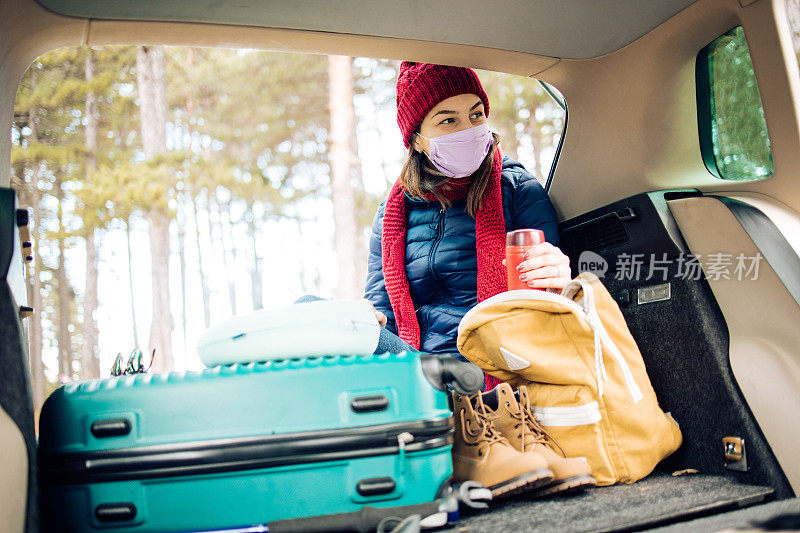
166,48,328,310
81,49,100,380
75,45,139,373
328,55,361,299
13,49,90,389
10,69,47,411
479,71,562,183
136,45,174,374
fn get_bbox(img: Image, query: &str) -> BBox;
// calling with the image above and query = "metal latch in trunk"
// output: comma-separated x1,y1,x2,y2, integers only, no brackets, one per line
723,436,747,471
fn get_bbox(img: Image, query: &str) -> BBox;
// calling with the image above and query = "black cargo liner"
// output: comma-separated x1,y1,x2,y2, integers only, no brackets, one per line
559,190,792,499
446,472,773,533
455,188,792,532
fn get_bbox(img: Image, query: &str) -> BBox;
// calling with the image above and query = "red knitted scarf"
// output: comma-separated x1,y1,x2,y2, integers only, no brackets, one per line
382,148,507,391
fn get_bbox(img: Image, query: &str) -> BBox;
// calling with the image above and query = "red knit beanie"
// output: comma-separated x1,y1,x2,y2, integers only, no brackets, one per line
396,62,490,149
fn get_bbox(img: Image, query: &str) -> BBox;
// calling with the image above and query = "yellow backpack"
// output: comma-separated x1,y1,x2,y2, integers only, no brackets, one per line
457,272,681,485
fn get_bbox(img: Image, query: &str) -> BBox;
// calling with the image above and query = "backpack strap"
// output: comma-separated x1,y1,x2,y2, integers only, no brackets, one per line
563,277,607,397
563,276,644,404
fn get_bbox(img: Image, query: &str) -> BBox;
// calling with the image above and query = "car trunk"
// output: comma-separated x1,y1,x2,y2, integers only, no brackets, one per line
0,188,796,532
444,189,796,531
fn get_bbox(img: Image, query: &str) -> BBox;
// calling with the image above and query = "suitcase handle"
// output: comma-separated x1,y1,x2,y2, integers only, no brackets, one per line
91,418,132,438
95,502,137,522
356,476,396,496
420,354,483,395
350,395,390,413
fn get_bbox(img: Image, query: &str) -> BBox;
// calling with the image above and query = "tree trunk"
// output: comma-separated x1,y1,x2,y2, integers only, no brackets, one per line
349,111,369,295
528,113,544,183
81,230,100,379
126,219,140,350
146,210,172,373
210,195,237,315
327,55,360,299
137,45,173,373
84,49,97,172
497,118,520,163
297,219,320,294
24,80,48,411
55,177,73,382
176,49,194,362
221,200,240,313
176,192,187,369
191,191,211,328
81,49,100,380
245,204,262,310
27,168,47,411
203,192,220,311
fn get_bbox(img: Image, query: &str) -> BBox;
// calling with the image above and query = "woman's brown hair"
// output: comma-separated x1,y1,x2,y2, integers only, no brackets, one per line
399,133,500,218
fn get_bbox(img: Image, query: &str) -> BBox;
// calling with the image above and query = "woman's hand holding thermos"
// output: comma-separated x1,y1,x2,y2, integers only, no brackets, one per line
504,229,571,291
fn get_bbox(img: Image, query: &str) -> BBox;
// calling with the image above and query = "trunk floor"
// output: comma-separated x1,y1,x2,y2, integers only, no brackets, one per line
444,473,773,533
650,497,800,532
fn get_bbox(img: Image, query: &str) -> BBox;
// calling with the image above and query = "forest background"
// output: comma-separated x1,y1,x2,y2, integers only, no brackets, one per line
11,1,800,417
11,47,566,415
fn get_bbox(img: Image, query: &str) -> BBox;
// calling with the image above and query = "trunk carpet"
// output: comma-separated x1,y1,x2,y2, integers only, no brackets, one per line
445,472,773,532
650,497,800,532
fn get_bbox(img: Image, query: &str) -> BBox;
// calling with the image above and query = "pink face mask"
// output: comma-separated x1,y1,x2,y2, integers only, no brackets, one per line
419,123,493,178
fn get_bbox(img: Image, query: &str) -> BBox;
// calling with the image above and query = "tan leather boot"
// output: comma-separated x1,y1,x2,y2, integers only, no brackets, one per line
483,383,597,496
451,391,553,498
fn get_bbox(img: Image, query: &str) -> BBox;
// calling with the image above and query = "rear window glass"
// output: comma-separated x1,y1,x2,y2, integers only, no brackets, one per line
11,46,565,418
696,26,773,180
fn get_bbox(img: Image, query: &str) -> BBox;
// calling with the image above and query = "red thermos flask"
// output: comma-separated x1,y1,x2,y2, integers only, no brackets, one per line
506,229,545,291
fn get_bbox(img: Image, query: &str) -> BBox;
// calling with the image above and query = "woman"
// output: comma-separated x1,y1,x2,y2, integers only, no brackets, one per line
362,63,595,498
363,62,572,391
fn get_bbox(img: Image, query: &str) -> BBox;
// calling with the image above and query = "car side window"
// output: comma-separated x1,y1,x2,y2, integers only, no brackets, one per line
696,26,774,180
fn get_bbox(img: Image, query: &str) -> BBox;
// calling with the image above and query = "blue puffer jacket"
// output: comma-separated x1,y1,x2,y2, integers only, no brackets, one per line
363,156,560,355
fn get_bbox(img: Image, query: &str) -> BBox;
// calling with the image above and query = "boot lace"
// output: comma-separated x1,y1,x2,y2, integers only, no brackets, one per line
519,400,566,457
504,400,547,448
460,405,504,457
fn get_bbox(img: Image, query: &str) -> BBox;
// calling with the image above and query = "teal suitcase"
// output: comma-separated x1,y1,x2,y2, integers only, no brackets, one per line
38,353,482,532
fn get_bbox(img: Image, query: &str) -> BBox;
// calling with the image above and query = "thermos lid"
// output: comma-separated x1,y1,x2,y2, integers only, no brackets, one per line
506,228,545,247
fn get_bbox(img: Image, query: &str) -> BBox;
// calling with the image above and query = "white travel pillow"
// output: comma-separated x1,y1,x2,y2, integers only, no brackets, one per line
197,299,381,367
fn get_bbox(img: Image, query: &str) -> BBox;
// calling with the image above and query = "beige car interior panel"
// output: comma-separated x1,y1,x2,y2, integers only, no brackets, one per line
0,407,27,533
545,0,800,220
37,0,700,60
85,21,560,78
668,196,800,493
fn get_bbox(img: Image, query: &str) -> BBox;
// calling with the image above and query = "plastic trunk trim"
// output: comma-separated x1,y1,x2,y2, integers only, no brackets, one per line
712,196,800,312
